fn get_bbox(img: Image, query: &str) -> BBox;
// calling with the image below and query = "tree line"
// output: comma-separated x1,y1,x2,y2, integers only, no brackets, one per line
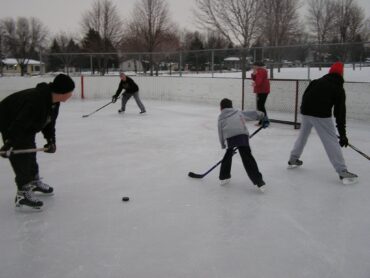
0,0,369,76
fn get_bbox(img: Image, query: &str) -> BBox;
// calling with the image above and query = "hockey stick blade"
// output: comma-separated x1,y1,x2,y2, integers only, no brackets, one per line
188,127,263,179
188,172,204,178
82,114,89,118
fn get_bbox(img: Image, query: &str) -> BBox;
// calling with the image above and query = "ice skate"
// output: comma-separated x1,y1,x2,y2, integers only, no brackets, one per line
30,179,54,195
255,180,266,192
220,178,230,186
118,109,124,114
15,186,43,211
339,170,358,185
287,159,303,169
139,110,146,114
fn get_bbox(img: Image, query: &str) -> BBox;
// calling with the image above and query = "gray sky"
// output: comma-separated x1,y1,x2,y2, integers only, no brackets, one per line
0,0,369,36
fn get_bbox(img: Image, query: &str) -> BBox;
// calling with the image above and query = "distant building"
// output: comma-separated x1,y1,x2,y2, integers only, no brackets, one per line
1,58,45,75
223,56,253,70
120,59,145,72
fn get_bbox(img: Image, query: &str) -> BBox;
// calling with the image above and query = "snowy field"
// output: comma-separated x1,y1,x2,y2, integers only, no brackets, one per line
161,64,370,82
1,99,370,278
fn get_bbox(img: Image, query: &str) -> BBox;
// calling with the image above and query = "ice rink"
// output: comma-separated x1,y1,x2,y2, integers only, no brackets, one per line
1,99,370,278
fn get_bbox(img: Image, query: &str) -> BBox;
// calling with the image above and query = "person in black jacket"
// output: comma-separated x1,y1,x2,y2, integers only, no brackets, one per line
288,62,358,184
112,72,146,114
0,74,75,210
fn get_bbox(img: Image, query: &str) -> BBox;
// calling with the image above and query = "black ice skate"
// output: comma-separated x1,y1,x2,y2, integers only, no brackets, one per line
339,170,358,185
15,188,43,210
31,179,54,195
287,159,303,169
118,109,125,114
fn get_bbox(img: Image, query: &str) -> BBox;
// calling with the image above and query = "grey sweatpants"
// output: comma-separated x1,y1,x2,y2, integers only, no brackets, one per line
289,115,347,174
121,91,146,112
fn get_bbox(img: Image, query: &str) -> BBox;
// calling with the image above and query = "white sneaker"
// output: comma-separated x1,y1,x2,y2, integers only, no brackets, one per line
255,181,266,192
220,178,230,186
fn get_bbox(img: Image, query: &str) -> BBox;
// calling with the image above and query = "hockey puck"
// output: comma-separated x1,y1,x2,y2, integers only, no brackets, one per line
122,196,130,202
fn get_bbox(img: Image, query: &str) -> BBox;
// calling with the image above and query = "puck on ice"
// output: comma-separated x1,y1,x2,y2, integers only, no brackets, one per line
122,196,130,202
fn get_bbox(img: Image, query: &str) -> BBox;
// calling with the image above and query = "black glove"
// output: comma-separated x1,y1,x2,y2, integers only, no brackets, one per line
112,95,118,103
44,138,56,153
0,140,14,158
339,135,349,148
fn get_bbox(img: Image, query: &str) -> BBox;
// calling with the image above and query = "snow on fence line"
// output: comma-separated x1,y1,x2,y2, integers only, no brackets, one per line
0,75,369,121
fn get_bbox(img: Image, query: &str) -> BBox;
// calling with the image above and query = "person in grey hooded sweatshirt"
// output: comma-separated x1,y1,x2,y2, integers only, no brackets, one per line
218,98,268,191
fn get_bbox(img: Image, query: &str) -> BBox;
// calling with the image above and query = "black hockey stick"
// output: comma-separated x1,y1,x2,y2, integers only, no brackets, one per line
82,101,113,118
0,147,47,155
82,95,122,118
188,126,264,179
348,143,370,160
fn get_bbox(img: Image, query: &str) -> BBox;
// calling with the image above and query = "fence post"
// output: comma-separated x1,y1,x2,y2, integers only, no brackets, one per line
179,52,183,77
81,75,84,99
294,80,299,129
90,55,93,75
211,50,214,78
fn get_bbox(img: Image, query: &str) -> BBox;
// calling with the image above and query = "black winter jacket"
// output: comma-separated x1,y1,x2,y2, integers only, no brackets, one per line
0,83,60,145
114,76,139,97
301,73,346,136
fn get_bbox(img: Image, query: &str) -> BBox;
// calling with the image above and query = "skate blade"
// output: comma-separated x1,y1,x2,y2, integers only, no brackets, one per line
33,192,54,196
287,164,300,169
341,178,359,185
15,204,43,212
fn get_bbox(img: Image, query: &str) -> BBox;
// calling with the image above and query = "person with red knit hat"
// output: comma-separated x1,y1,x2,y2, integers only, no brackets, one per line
287,62,358,184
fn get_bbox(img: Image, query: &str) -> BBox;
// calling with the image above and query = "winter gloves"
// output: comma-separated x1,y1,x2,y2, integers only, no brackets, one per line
44,138,56,153
0,140,13,158
339,135,349,148
112,94,119,103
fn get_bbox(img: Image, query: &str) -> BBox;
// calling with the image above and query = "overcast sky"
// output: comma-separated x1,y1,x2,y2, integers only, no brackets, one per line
0,0,369,36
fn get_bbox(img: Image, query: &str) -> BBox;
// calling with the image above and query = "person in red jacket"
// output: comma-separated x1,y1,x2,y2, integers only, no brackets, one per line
251,61,270,126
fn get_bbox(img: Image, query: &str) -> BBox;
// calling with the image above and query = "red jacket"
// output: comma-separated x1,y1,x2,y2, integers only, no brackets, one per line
251,68,270,94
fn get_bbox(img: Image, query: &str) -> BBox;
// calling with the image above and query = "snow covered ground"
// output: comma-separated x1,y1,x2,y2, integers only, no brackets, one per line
163,64,370,82
1,99,370,278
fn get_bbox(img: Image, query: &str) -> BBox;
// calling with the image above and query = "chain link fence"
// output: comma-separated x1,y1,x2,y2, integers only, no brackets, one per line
1,42,370,124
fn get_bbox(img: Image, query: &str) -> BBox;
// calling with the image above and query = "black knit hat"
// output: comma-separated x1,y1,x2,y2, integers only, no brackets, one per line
51,74,75,94
220,98,233,109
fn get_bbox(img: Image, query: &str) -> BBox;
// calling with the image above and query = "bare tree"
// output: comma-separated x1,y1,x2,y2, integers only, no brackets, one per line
81,0,123,74
82,0,122,46
193,0,263,102
335,0,364,43
123,0,178,75
51,33,80,73
331,0,366,61
258,0,301,68
307,0,338,44
0,17,48,76
194,0,262,48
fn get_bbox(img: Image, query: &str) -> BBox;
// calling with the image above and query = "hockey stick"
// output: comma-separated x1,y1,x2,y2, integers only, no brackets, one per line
82,99,117,118
348,143,370,160
0,147,47,155
188,126,264,179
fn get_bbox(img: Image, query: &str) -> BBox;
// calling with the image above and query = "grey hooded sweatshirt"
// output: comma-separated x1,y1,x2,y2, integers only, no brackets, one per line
218,108,264,148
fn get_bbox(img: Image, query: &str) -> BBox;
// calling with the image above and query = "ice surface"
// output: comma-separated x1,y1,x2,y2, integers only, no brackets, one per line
1,99,370,278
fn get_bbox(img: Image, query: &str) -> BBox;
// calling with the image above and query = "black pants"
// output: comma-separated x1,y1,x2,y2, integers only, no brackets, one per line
2,134,39,190
256,93,268,122
219,146,263,185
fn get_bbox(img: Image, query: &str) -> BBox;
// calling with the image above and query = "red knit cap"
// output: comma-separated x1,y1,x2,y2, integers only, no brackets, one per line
329,62,344,76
